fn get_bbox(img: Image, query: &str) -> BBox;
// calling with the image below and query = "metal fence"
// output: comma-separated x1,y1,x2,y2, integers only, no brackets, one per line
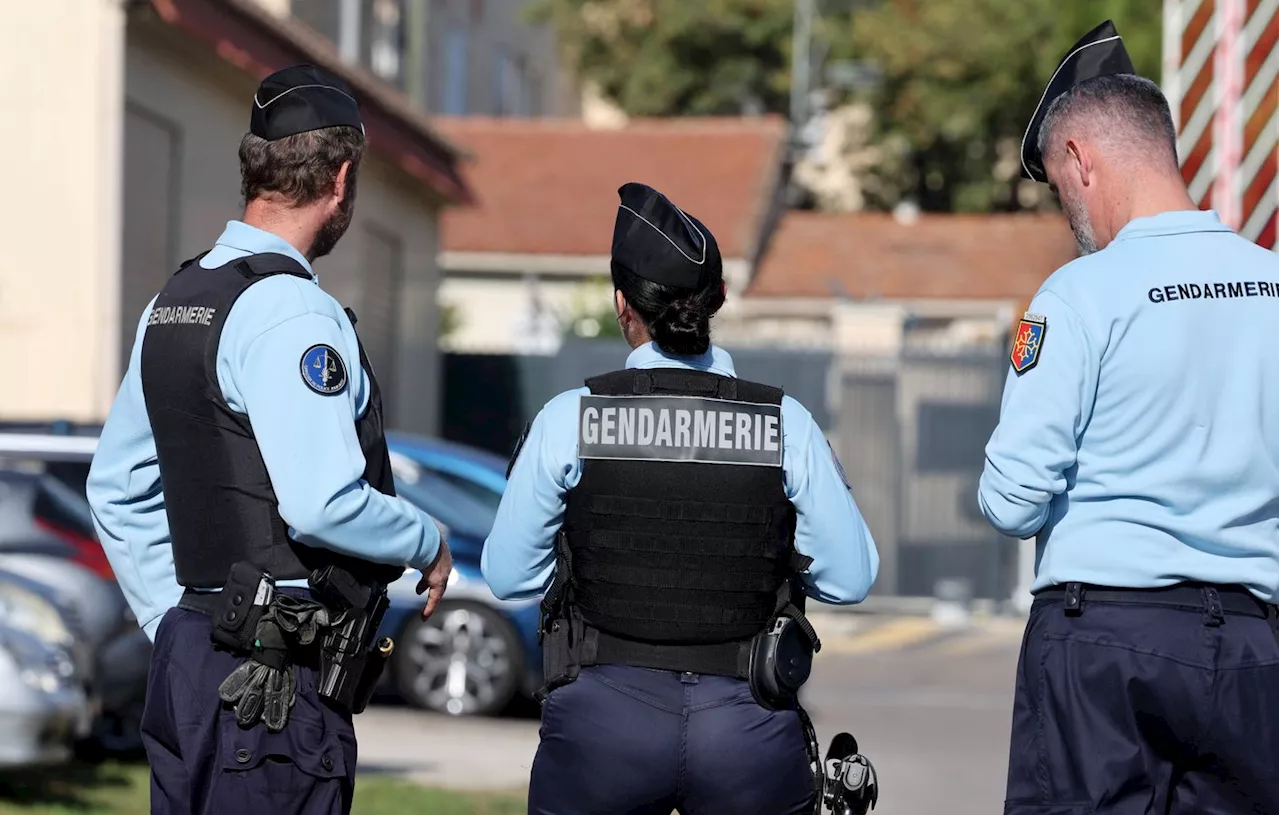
441,340,1018,599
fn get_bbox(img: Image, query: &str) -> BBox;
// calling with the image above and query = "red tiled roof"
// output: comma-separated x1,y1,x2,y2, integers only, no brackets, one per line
748,211,1078,303
435,116,788,259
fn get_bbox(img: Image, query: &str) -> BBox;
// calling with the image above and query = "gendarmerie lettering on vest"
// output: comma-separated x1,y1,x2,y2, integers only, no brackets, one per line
147,305,218,326
578,394,783,467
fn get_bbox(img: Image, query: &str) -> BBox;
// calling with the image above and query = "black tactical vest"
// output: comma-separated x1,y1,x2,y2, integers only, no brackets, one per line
562,367,798,649
139,252,403,589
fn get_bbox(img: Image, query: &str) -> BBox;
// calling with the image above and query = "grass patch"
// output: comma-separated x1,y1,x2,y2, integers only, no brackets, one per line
0,762,525,815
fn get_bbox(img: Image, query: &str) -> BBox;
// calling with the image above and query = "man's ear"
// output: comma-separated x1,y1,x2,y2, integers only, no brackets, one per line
1065,139,1092,188
332,160,352,203
614,290,627,318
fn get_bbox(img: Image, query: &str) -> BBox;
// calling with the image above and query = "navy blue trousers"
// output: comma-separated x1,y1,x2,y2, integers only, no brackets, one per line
140,607,357,815
1005,593,1279,815
528,665,815,815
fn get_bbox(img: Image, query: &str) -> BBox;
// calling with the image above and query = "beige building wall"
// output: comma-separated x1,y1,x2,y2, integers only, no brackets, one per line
124,18,445,434
438,272,595,354
0,0,125,421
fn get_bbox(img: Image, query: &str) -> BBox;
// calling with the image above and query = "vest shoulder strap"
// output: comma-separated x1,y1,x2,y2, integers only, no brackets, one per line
585,368,783,405
231,252,312,281
173,251,210,275
172,250,311,282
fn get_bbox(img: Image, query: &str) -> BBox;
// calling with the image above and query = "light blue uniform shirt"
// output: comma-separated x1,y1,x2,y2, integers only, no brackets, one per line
87,221,442,640
979,210,1279,603
481,342,879,604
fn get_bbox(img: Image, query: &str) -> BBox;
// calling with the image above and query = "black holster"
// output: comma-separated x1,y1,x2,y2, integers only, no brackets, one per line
309,565,390,714
536,532,583,703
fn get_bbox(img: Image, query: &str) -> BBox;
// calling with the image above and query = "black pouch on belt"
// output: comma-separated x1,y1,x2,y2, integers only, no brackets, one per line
749,614,818,710
210,561,274,653
749,563,822,711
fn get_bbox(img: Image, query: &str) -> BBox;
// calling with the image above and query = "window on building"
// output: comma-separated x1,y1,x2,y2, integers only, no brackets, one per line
290,0,342,43
525,65,544,117
493,50,533,117
442,25,469,115
367,0,406,88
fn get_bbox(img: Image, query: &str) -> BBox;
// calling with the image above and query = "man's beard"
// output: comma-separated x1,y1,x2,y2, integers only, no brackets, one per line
1060,186,1098,256
308,191,356,260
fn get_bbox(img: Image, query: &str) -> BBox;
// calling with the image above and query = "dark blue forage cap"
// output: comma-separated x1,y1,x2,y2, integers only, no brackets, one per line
250,64,364,141
611,182,721,290
1021,20,1136,182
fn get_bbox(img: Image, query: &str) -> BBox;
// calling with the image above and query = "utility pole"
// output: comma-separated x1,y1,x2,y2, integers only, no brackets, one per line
404,0,429,108
788,0,815,152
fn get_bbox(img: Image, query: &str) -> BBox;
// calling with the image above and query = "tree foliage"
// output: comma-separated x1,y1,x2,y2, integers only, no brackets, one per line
526,0,800,116
529,0,1164,212
838,0,1163,211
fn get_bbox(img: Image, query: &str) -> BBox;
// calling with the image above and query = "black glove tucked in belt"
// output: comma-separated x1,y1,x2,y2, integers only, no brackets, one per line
218,596,341,732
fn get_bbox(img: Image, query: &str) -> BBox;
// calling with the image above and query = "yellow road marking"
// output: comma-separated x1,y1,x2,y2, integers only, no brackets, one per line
933,619,1026,656
819,617,944,655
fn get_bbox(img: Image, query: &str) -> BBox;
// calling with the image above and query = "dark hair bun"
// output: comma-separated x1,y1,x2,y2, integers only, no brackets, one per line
652,297,709,356
610,260,726,357
649,285,726,356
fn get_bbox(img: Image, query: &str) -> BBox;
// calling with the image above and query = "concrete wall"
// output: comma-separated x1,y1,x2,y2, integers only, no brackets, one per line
0,0,124,421
124,19,445,435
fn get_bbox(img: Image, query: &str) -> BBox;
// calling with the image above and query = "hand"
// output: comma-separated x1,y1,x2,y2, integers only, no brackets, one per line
416,538,452,621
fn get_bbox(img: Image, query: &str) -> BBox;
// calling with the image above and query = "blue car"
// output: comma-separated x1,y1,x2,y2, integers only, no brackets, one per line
378,435,542,716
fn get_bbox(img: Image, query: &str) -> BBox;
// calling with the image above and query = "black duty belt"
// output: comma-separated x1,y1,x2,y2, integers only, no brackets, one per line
1033,581,1276,620
587,628,751,678
179,586,319,614
177,589,227,617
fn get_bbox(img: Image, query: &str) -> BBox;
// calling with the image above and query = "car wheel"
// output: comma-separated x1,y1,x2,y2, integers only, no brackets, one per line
391,601,522,716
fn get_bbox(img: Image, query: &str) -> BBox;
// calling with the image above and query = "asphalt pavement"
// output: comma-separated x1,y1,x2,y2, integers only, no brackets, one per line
354,611,1026,814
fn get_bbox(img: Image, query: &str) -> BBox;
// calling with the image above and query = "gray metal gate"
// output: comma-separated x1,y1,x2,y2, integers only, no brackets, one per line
836,349,1016,600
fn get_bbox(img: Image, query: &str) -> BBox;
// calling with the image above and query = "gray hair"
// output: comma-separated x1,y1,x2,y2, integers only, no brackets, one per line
1036,73,1179,172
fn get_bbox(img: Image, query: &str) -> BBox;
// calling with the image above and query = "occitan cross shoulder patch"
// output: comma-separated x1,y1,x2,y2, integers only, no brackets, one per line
1010,313,1047,374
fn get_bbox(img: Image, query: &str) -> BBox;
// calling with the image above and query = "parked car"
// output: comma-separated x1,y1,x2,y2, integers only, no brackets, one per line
0,569,92,768
377,447,541,716
0,432,151,755
0,423,544,720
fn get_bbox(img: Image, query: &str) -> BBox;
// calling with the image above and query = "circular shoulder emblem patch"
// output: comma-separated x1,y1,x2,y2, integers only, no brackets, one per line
300,344,348,395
